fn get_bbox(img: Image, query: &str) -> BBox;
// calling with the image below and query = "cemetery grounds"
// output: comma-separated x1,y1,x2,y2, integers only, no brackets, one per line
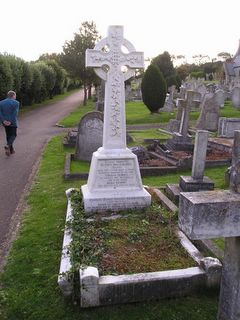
1,99,238,319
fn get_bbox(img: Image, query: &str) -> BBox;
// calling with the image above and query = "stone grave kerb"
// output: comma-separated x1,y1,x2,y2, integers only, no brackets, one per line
81,25,151,213
178,130,240,320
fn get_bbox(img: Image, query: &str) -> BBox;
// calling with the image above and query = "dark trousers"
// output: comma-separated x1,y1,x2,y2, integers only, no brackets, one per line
4,126,17,147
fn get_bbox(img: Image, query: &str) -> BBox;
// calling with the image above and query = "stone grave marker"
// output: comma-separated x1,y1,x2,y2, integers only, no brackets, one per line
166,90,194,151
178,130,240,320
162,85,176,112
195,89,225,131
218,117,240,138
231,86,240,109
179,130,214,191
75,111,103,161
81,25,151,213
95,80,105,112
167,97,185,132
63,129,78,147
165,130,214,203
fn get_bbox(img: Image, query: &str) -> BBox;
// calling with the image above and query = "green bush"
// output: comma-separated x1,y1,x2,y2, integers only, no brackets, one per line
28,63,43,104
141,64,167,113
0,54,72,106
18,61,33,105
34,61,56,100
0,55,13,99
44,59,67,95
5,55,24,94
190,71,205,79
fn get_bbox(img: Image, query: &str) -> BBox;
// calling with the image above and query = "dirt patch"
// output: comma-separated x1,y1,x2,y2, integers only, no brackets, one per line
99,216,195,275
140,158,174,167
206,149,231,161
169,151,192,160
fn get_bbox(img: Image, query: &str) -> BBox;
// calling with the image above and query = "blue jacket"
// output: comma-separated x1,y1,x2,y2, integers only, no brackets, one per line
0,98,20,127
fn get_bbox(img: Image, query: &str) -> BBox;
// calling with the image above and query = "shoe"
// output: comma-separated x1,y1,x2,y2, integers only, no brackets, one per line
4,145,10,156
10,146,15,154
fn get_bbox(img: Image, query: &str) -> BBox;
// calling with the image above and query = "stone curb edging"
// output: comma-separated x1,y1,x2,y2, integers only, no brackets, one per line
63,153,231,181
57,188,75,297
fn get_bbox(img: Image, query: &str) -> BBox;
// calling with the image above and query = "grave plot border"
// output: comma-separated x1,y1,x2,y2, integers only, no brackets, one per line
63,152,231,181
58,188,222,308
63,153,179,180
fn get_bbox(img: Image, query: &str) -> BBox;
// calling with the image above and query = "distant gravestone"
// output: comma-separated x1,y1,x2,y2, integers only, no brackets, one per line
162,85,176,112
166,90,194,151
179,130,214,191
218,117,240,138
165,130,214,204
75,111,103,161
231,86,240,109
125,84,132,102
95,80,105,112
195,89,225,131
167,97,185,132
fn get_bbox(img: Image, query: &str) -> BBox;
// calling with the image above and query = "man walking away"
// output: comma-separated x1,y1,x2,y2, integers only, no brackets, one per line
0,91,20,156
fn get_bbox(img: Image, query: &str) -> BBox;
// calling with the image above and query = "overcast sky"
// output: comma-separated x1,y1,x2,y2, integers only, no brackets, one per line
1,0,240,63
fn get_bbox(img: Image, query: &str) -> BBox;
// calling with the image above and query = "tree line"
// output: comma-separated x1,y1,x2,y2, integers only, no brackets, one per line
0,54,75,105
0,21,100,106
0,20,229,110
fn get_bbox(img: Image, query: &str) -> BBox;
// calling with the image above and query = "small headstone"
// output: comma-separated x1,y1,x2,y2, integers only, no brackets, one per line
195,89,225,131
75,111,103,161
179,130,214,191
166,90,194,151
218,117,240,138
130,146,150,162
95,80,105,112
125,84,132,102
63,129,78,147
231,86,240,109
162,85,176,112
167,98,185,132
229,130,240,193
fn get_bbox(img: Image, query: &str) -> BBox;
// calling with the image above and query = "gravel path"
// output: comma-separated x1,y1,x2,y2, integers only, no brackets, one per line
0,90,84,269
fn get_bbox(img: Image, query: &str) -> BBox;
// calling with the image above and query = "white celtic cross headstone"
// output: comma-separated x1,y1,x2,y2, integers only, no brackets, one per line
86,25,144,149
81,26,151,213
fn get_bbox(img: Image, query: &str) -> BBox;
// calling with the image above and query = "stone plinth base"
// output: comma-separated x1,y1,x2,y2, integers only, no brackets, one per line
179,190,240,240
81,147,151,214
81,184,151,214
166,133,194,151
179,176,214,192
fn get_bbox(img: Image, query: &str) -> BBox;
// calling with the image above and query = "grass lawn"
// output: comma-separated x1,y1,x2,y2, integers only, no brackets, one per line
59,98,240,128
0,135,220,320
